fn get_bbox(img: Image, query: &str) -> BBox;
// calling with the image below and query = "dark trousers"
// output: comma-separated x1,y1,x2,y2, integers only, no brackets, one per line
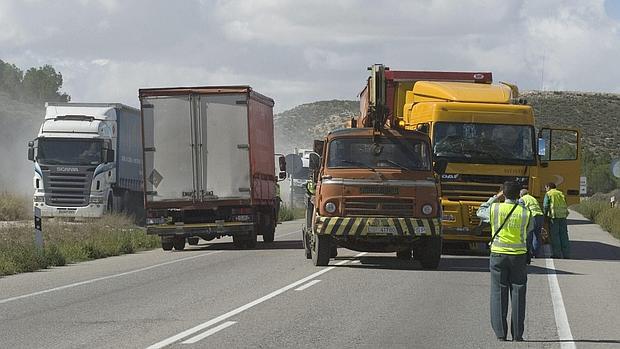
550,218,570,258
489,253,528,340
527,215,544,257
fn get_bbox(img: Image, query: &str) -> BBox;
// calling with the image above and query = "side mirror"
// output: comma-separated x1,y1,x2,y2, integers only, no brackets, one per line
309,152,321,170
106,149,115,163
538,138,546,156
278,155,286,172
28,145,35,161
313,140,324,156
433,159,448,175
416,124,429,134
278,171,286,180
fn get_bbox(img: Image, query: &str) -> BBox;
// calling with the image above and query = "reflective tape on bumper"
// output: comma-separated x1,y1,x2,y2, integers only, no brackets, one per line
315,216,441,237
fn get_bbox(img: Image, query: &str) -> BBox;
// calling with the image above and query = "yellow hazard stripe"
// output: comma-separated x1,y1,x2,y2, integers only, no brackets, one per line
316,217,441,236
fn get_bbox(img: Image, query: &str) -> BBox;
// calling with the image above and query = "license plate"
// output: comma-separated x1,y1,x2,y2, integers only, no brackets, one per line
368,226,397,235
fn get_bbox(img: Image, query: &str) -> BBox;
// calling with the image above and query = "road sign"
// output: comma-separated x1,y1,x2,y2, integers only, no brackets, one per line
285,153,302,176
579,176,587,195
612,159,620,178
34,207,43,250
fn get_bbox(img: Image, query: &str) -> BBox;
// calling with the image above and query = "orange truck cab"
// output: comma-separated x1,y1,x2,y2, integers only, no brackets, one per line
303,127,446,268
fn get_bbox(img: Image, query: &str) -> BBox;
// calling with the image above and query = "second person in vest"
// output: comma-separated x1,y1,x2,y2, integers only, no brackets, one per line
543,182,570,258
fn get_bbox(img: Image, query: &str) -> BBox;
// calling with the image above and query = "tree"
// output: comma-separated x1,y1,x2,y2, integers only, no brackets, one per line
21,65,70,103
0,60,24,98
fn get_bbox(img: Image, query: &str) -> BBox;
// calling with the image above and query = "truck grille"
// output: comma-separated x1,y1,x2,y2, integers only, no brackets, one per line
43,169,93,207
344,197,414,217
441,174,528,202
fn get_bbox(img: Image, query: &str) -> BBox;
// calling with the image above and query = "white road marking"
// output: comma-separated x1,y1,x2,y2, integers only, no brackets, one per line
276,229,301,238
181,321,237,344
147,252,367,349
294,279,322,291
0,251,221,305
545,248,576,349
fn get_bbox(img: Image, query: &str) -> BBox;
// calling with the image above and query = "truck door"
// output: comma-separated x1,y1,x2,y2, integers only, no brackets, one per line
142,95,196,202
198,94,251,200
537,128,581,205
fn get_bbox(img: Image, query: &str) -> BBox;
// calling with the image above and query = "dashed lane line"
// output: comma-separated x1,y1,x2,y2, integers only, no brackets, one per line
294,279,322,291
181,321,237,344
147,252,367,349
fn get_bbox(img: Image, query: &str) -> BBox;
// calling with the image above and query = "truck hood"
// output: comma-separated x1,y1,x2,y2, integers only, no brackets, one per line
40,119,113,137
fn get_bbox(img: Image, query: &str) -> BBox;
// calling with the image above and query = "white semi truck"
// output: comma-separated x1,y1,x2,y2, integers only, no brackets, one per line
27,102,144,218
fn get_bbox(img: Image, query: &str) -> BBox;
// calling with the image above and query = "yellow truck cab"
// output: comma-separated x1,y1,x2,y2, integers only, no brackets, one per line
303,127,446,268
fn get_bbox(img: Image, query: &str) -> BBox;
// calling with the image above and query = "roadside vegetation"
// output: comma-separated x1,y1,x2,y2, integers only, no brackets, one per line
279,205,305,222
572,191,620,240
0,214,159,276
0,192,30,221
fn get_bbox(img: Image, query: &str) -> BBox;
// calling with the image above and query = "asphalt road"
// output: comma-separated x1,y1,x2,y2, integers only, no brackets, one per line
1,211,619,349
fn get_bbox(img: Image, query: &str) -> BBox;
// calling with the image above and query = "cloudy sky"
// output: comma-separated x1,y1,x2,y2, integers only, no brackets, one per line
2,0,620,112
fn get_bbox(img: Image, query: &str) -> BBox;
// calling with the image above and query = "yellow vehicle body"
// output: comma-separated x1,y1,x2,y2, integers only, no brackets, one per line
396,80,580,247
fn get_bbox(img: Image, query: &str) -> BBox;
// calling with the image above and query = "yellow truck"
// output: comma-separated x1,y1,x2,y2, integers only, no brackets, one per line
360,64,580,249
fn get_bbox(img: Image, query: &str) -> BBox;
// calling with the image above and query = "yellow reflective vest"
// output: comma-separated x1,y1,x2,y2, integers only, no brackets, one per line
546,188,569,219
490,202,531,255
520,194,543,216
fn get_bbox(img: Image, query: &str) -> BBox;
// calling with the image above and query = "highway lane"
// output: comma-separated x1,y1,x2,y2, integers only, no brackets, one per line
1,212,619,348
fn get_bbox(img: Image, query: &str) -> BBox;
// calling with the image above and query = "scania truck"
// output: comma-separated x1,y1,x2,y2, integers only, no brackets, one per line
360,64,581,249
139,86,286,251
27,103,143,218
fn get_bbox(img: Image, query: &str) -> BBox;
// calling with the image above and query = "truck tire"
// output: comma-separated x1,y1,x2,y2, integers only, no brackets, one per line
418,237,442,270
246,229,257,249
233,235,246,249
173,236,186,251
262,213,275,243
187,237,199,246
302,229,312,259
162,240,173,251
396,249,412,260
312,235,331,266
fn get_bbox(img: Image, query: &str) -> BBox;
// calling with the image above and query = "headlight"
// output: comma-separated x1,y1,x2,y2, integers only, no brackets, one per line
33,196,45,202
325,202,337,213
146,217,165,225
422,204,433,215
90,196,104,204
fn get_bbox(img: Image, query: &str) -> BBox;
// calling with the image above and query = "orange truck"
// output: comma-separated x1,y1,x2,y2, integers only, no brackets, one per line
359,64,581,249
302,65,447,268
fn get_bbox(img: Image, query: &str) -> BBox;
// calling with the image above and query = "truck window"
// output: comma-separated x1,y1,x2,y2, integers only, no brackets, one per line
37,139,103,165
433,122,535,165
327,137,430,171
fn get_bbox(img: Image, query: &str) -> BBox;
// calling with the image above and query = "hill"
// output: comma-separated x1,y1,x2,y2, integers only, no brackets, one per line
274,91,620,159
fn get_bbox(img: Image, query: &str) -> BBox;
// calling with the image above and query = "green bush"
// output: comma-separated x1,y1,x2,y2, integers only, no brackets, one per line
572,200,620,240
279,205,305,222
0,213,159,276
0,193,30,221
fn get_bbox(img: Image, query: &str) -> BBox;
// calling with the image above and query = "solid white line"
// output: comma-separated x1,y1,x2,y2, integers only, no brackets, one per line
0,251,221,305
181,321,237,344
545,256,576,349
294,279,322,291
147,252,367,349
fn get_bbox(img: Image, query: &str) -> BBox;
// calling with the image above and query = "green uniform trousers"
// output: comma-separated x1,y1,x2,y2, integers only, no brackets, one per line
489,253,527,340
550,218,570,258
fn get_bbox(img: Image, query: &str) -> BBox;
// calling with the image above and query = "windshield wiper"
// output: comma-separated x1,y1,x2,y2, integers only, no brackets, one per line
340,160,385,179
382,159,415,171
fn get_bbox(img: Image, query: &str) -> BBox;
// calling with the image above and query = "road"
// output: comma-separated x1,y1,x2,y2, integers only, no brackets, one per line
1,211,619,348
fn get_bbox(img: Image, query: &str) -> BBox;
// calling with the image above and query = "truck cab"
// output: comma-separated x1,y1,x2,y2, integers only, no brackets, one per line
303,127,445,268
27,103,143,218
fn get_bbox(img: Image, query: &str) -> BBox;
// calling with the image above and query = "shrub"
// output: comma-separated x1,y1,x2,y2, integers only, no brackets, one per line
0,193,30,221
572,200,620,240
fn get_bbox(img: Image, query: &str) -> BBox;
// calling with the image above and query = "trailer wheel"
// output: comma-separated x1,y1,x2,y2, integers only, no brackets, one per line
312,234,330,266
246,229,257,249
302,229,312,259
262,213,275,243
233,235,246,249
417,237,442,270
396,249,412,260
173,236,186,251
161,239,173,251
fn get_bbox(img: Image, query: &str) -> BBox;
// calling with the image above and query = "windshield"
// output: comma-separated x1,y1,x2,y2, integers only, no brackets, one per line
37,139,104,165
327,136,431,171
433,122,535,165
293,167,309,180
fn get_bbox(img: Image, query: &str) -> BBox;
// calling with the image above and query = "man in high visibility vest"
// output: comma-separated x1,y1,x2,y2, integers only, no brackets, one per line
519,189,544,258
543,182,570,258
477,181,533,342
